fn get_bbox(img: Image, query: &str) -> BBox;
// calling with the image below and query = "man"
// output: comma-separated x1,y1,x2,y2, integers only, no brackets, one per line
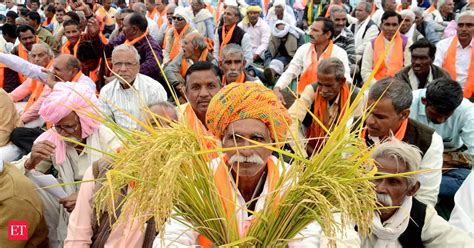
363,78,443,206
395,39,451,89
265,0,297,28
361,11,412,85
360,138,473,247
425,0,456,23
153,0,168,29
87,12,165,87
213,5,253,64
54,0,67,11
76,41,108,89
18,82,120,247
413,6,441,44
60,19,82,56
220,44,260,85
132,2,160,42
5,0,17,13
434,11,474,97
273,17,350,104
329,5,356,73
400,9,424,43
191,0,215,40
26,11,57,50
99,44,167,130
409,78,474,215
95,0,117,35
371,0,397,25
163,7,195,64
0,161,48,247
238,5,270,63
0,23,17,55
43,4,56,31
146,0,158,20
301,0,322,30
397,0,413,11
164,33,217,95
350,1,379,64
156,3,176,48
157,82,322,246
6,10,18,25
108,8,134,42
0,88,23,162
288,58,364,157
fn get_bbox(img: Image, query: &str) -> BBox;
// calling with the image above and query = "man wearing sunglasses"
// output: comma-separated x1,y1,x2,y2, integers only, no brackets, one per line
162,6,196,65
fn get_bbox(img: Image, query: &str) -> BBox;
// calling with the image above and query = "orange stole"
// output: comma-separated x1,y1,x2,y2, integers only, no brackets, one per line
197,156,281,247
23,61,53,112
61,39,80,56
124,31,149,46
18,37,39,83
359,118,408,142
147,7,157,19
180,49,209,77
309,83,350,139
0,64,4,88
372,32,404,80
183,104,218,161
297,41,334,93
162,25,172,49
222,72,245,85
88,58,102,84
169,24,190,61
218,24,236,59
442,37,474,98
425,4,436,14
156,6,168,28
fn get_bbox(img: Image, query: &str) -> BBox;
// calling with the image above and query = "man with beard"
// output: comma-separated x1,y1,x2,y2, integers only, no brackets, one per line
360,138,473,247
395,39,451,89
425,0,457,23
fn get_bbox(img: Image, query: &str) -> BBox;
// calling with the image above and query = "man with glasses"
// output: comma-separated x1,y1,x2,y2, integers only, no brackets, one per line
99,44,168,130
163,6,196,64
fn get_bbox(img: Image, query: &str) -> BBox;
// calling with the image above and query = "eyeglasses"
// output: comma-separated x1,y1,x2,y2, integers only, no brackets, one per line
53,123,80,134
113,62,138,68
172,16,185,22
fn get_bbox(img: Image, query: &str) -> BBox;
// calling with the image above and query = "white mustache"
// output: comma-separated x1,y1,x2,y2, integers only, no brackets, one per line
228,154,265,166
376,193,393,206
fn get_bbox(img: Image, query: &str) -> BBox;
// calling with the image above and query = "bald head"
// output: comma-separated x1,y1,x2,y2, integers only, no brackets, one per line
145,102,178,128
53,54,82,82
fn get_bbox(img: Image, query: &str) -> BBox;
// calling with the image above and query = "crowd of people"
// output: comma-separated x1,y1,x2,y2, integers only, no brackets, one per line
0,0,474,246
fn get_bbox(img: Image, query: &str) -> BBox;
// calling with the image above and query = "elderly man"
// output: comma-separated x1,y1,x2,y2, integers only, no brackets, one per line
163,6,196,64
214,5,253,64
156,82,323,246
395,39,451,89
434,11,474,97
99,44,167,130
265,0,296,28
400,9,424,43
413,6,442,44
330,5,356,72
16,82,121,247
157,4,176,47
409,78,474,216
350,1,379,64
273,17,350,104
164,33,217,95
288,58,364,157
26,11,57,50
220,44,260,85
425,0,456,23
238,5,270,62
132,2,161,42
371,0,397,25
363,78,443,207
191,0,215,40
360,139,473,247
361,11,412,85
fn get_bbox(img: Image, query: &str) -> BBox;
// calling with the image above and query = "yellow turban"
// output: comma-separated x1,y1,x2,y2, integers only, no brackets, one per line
206,82,291,143
247,5,262,13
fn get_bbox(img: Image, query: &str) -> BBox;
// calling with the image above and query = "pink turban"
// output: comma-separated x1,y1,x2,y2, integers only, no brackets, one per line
35,82,100,164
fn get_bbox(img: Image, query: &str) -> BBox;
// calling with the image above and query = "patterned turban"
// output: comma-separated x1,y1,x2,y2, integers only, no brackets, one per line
35,82,100,164
206,82,291,143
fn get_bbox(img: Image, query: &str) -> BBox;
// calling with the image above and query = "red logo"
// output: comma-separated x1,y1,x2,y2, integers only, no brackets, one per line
8,220,28,240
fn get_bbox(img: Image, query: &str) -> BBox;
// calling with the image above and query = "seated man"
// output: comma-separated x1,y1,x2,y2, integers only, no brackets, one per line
220,44,260,85
360,138,473,247
363,78,443,206
26,11,57,50
399,9,425,44
156,82,322,246
14,82,121,247
409,78,474,215
99,44,168,130
162,7,196,64
237,5,270,63
450,172,474,238
76,41,109,90
0,161,48,247
61,19,83,56
0,88,23,162
395,39,451,90
164,33,217,95
329,5,356,73
288,58,363,157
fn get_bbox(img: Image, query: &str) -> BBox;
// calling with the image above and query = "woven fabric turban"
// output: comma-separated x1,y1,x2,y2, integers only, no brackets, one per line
206,82,291,143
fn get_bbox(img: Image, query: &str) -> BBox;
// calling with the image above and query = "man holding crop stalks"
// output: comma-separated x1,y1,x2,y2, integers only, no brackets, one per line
360,138,473,247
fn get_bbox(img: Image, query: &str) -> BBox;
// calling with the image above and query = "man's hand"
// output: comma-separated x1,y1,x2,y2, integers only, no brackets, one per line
59,192,78,212
41,68,58,88
69,0,93,17
26,141,55,170
86,17,101,37
273,87,286,105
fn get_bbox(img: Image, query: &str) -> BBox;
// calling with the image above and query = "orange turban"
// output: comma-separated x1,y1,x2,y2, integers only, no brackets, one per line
206,82,291,143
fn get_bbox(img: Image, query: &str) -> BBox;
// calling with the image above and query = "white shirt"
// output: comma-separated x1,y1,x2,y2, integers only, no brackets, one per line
424,9,443,23
99,73,167,130
434,36,473,89
146,16,161,42
352,18,380,59
450,172,474,238
238,18,271,58
212,28,253,65
370,9,384,27
274,42,351,90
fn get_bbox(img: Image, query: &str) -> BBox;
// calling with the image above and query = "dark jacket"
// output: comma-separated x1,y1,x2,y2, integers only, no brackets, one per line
395,64,451,89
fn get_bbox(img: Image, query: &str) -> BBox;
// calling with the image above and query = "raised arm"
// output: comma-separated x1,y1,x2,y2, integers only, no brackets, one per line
0,53,48,82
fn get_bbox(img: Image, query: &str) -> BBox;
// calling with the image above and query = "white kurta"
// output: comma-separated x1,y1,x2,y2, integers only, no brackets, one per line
450,172,474,238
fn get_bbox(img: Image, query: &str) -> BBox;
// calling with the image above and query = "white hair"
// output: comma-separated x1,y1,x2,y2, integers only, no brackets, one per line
411,6,424,16
457,10,474,22
31,43,54,57
437,0,447,10
112,44,141,64
400,9,416,21
371,138,422,187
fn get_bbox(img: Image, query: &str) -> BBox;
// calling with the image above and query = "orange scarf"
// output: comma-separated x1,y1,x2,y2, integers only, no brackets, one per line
325,4,334,17
180,49,209,76
372,32,404,80
88,58,102,83
18,37,39,83
170,24,190,61
297,41,334,93
0,64,5,88
426,4,436,14
61,38,80,56
396,4,410,12
309,83,350,139
222,72,245,85
71,71,83,82
198,156,280,247
442,37,474,98
156,6,168,28
124,31,148,46
147,7,157,19
183,103,218,161
219,24,236,59
360,118,408,142
23,61,53,112
162,25,172,49
370,3,376,17
215,1,223,25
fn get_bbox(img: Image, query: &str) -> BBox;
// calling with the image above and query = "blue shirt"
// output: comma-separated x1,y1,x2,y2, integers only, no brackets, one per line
410,89,474,160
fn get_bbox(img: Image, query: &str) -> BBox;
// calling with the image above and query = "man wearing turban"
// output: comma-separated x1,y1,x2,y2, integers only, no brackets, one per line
18,82,121,247
238,5,271,62
156,82,324,246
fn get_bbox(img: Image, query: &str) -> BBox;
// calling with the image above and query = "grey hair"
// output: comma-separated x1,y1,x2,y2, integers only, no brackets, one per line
330,5,346,18
457,10,474,21
371,138,422,187
112,44,141,64
437,0,447,10
221,44,244,60
400,9,415,21
31,43,54,57
149,101,176,110
317,57,346,81
187,33,208,51
133,2,148,16
368,78,413,113
167,4,177,13
411,6,424,16
359,1,373,14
